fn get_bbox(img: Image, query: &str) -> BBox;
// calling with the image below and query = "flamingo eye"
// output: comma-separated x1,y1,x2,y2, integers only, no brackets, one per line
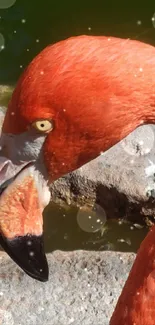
32,120,53,133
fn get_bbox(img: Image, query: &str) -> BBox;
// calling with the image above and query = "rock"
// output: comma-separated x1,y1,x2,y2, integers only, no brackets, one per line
50,124,155,224
0,250,135,325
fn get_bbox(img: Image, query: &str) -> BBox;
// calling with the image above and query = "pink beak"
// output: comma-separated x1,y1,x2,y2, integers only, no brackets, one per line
0,157,49,282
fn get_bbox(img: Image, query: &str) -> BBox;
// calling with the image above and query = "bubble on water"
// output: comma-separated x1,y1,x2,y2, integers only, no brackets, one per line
126,238,131,246
36,39,39,43
0,33,5,52
0,0,16,9
152,13,155,28
133,223,144,229
20,65,23,68
118,238,131,246
76,203,106,233
120,125,154,156
21,18,26,24
88,26,92,31
14,30,16,34
0,309,14,325
117,238,125,243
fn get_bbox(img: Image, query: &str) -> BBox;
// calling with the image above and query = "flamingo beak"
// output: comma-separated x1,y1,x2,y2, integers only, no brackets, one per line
0,153,50,282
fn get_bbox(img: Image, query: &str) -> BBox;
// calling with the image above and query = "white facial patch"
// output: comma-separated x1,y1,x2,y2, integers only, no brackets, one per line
0,131,46,163
0,131,49,192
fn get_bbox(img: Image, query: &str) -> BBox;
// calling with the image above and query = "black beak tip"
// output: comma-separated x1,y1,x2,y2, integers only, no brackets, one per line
0,234,49,282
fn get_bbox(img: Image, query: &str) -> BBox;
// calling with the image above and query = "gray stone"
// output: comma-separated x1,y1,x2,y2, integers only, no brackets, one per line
50,124,155,224
0,251,135,325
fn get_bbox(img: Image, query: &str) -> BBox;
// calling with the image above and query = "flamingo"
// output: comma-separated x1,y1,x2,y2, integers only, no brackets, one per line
0,34,155,323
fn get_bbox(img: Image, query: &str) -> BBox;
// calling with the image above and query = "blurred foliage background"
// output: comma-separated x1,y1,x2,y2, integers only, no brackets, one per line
0,0,155,84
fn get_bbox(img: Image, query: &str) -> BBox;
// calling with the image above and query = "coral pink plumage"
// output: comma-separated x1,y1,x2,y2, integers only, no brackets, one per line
110,224,155,325
3,36,155,180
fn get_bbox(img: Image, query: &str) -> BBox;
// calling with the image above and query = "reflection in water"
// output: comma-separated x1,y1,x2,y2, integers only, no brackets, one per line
44,203,148,253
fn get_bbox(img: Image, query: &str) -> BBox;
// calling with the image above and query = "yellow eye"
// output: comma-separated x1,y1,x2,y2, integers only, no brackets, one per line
32,120,53,133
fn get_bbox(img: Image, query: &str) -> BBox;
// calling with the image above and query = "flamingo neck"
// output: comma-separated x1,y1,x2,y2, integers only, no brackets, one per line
110,224,155,325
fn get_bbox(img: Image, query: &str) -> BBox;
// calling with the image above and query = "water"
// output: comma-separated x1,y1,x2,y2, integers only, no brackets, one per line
44,203,148,253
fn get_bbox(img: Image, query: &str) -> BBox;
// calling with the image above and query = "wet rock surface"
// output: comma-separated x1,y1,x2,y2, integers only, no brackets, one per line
0,250,135,325
50,124,155,224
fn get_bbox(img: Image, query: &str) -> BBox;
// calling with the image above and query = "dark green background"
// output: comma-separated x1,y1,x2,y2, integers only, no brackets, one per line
0,0,155,84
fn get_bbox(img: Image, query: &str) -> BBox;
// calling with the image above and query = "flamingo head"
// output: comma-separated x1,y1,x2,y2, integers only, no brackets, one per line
0,35,153,281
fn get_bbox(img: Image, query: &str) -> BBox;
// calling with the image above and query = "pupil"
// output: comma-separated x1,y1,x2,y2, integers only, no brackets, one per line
40,123,45,128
